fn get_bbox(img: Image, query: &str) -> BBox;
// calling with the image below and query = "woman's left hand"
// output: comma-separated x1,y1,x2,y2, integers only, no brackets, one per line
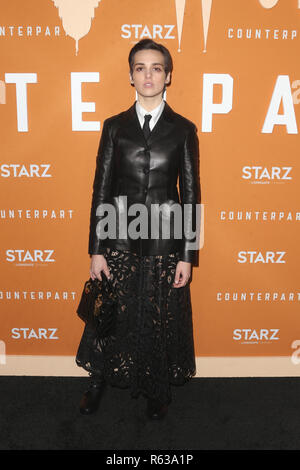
173,261,192,288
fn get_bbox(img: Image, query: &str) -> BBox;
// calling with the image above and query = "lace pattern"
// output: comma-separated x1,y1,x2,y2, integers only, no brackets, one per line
76,247,196,404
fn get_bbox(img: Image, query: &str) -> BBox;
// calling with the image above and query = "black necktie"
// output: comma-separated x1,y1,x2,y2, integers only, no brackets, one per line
143,114,152,140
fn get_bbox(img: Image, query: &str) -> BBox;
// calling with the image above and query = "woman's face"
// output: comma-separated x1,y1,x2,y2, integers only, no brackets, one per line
130,49,171,100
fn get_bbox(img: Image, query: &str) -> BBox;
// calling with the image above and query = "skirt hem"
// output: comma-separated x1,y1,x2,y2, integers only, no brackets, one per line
75,358,196,402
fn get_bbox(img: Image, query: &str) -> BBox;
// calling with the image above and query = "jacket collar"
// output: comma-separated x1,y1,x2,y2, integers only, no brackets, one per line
121,100,175,146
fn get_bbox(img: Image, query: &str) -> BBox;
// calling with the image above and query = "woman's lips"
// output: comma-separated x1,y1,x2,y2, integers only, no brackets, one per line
144,82,153,87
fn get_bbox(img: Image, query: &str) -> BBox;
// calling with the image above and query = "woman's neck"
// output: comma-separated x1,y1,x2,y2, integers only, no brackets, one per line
137,94,164,112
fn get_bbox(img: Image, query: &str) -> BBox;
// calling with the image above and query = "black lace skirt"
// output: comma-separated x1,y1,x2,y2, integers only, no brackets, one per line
75,247,196,405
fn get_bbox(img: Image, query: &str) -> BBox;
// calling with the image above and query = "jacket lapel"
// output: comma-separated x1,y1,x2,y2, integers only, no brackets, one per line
147,101,174,145
121,100,175,146
121,102,146,146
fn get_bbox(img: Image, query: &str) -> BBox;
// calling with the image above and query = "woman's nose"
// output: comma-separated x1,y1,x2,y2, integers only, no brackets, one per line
145,68,152,78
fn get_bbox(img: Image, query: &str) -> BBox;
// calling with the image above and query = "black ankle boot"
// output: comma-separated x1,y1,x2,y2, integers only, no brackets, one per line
146,397,169,420
79,374,106,415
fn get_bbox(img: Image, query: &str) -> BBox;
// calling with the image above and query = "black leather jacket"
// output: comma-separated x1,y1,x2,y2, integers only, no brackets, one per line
88,100,201,265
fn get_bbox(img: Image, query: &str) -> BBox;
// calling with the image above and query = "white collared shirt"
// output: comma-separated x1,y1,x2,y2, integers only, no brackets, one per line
135,99,165,131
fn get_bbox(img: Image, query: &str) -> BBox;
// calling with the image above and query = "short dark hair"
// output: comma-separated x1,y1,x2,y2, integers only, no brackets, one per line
128,39,173,76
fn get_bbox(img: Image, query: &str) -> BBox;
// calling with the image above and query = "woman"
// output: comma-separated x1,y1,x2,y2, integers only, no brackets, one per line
76,39,201,420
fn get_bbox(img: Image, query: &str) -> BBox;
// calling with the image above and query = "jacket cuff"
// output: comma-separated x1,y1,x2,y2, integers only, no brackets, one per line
179,251,196,265
89,248,106,257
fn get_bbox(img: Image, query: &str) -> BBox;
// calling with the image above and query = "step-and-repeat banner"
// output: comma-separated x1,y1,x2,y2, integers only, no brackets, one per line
1,0,300,377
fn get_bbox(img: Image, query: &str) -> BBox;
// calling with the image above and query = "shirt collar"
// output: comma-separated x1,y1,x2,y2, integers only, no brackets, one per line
135,99,165,126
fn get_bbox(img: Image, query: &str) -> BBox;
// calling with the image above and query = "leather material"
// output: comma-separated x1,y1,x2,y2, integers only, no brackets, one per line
88,100,201,265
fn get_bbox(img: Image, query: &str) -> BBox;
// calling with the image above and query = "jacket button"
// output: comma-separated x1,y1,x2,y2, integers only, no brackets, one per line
144,188,147,194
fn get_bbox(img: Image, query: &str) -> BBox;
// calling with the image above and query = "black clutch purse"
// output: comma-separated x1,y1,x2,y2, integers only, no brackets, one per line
76,273,117,340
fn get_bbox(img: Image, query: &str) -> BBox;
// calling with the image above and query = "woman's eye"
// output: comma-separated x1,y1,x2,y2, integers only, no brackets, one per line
135,66,163,72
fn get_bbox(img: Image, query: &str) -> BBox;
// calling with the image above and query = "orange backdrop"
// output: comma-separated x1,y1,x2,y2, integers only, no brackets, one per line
1,0,300,376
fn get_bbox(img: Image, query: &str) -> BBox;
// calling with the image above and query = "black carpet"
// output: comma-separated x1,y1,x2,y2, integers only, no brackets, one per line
0,376,300,451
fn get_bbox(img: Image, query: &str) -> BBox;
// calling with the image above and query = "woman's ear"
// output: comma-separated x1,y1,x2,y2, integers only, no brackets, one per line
129,72,134,86
165,72,171,85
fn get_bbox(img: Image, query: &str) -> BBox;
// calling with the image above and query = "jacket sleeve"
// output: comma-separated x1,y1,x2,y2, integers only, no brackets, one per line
178,123,201,266
88,119,114,256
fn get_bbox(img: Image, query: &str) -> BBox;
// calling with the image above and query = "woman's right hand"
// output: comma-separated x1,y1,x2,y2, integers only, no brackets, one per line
90,254,111,281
